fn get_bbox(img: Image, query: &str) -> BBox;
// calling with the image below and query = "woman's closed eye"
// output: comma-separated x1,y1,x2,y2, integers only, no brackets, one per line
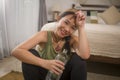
71,26,77,31
64,20,76,31
64,21,69,25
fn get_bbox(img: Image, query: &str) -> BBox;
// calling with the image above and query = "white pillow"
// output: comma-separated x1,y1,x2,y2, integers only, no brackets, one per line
41,22,57,31
97,13,106,24
100,6,120,25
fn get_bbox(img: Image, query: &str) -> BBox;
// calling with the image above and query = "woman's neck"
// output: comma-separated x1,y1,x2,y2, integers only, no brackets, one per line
52,31,62,43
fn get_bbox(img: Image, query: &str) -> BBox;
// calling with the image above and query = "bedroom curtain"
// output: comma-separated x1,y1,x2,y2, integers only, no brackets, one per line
0,0,10,59
38,0,47,31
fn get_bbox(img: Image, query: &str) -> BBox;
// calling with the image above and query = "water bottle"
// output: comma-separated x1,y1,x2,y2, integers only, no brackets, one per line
45,49,68,80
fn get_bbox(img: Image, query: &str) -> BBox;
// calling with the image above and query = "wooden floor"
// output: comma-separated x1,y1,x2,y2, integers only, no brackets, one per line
87,61,120,77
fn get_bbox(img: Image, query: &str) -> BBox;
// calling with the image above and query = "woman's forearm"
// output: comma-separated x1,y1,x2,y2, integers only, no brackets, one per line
78,27,90,59
11,48,45,67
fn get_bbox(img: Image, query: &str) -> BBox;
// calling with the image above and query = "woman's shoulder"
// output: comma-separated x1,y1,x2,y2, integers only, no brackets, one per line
36,31,49,43
39,30,53,33
38,31,47,36
38,31,53,42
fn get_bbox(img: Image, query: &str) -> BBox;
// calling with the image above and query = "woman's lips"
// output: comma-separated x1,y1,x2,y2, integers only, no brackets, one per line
60,30,66,37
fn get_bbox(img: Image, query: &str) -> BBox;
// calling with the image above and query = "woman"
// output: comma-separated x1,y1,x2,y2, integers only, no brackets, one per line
11,10,90,80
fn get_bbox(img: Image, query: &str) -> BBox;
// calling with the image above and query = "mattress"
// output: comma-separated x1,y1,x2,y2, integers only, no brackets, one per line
74,23,120,58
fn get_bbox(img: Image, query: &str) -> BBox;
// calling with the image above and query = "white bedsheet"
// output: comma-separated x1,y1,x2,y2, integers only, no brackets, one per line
74,23,120,58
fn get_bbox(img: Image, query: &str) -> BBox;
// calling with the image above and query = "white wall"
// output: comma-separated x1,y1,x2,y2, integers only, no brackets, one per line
4,0,39,50
46,0,75,21
46,0,120,21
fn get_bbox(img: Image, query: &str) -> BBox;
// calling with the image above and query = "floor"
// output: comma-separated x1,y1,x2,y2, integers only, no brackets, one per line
87,61,120,77
0,56,120,80
0,56,22,77
87,61,120,80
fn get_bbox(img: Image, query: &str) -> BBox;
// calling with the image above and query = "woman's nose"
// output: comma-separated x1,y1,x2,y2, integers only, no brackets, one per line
65,26,71,34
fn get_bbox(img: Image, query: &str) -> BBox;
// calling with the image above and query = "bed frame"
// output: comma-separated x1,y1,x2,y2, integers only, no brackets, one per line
87,55,120,64
80,4,120,12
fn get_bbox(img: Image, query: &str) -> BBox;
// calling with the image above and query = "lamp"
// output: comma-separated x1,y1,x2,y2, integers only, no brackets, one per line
52,5,61,21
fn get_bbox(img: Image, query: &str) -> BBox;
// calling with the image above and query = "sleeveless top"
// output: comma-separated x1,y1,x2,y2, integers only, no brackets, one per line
37,31,58,59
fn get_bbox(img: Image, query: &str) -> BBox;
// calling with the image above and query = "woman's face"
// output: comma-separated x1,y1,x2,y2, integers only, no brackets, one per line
56,14,77,38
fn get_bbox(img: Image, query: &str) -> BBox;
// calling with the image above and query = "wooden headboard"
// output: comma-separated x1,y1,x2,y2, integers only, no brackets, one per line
80,4,120,12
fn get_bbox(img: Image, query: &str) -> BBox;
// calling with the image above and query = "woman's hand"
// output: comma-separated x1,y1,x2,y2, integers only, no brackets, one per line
41,59,65,75
76,11,86,28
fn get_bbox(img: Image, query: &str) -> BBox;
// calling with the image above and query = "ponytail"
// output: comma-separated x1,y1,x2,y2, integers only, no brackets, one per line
63,36,71,55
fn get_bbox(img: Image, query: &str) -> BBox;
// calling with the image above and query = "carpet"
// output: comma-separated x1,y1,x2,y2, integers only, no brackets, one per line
0,71,24,80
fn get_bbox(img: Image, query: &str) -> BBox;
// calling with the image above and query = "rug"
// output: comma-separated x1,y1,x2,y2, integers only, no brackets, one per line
0,71,24,80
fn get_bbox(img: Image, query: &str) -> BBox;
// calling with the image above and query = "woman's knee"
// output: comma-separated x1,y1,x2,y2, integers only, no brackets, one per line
22,49,47,80
69,53,87,80
70,53,86,68
22,49,40,73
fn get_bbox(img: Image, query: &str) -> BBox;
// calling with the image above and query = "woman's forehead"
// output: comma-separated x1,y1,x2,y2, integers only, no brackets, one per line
61,15,76,28
64,15,75,20
63,15,75,24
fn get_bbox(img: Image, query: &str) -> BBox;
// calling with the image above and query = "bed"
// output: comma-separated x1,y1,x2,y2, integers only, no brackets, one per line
76,4,120,64
74,23,120,64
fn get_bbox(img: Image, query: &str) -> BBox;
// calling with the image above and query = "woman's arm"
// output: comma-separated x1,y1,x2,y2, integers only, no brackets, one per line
72,11,90,59
77,27,90,59
11,31,47,67
11,31,64,75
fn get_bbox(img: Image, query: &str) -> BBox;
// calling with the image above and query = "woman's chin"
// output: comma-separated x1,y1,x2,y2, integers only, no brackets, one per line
58,34,64,38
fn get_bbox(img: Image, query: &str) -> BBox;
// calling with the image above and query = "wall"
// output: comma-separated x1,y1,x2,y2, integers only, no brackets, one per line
46,0,120,21
46,0,75,21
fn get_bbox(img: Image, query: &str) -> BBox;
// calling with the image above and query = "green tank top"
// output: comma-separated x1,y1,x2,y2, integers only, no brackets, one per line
38,31,57,59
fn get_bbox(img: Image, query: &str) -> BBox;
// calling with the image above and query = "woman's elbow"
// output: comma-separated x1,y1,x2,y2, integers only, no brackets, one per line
11,47,21,57
11,48,17,56
84,49,90,59
77,49,90,59
84,53,90,59
82,51,90,60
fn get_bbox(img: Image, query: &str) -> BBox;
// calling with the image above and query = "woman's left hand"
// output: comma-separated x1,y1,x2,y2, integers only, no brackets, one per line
75,11,86,28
